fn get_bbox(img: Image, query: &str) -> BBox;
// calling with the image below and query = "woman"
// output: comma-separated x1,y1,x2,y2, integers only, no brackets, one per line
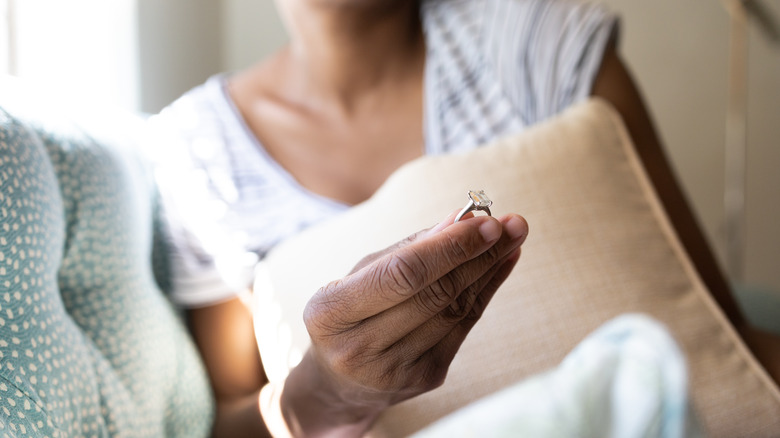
147,0,778,436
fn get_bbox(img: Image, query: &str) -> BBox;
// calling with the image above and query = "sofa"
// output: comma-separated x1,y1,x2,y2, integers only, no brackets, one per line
0,77,213,437
2,74,780,437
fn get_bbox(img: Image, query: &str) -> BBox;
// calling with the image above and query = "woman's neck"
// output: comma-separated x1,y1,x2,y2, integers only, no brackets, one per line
276,0,425,115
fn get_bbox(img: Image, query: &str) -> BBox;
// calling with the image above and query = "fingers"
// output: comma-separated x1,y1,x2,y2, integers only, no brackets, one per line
371,214,527,347
300,212,529,410
370,214,509,303
388,248,521,370
311,214,507,326
425,248,521,368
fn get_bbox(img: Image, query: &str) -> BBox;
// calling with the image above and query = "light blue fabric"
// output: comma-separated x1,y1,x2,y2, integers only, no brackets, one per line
412,314,704,438
0,79,214,437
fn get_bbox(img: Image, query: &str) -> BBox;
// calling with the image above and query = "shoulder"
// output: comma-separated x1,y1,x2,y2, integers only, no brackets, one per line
422,0,619,86
422,0,617,41
426,0,619,124
143,74,237,166
476,0,619,57
148,74,231,138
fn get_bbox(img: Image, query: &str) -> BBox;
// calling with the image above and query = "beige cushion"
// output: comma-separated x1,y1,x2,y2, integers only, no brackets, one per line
252,98,780,437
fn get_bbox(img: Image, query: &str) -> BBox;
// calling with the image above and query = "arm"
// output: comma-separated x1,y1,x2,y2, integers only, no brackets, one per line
590,44,746,327
188,297,272,437
189,212,528,437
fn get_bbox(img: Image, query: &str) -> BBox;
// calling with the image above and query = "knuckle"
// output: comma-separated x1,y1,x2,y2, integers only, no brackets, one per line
372,361,406,392
381,253,426,295
416,361,448,393
401,232,422,247
444,286,479,321
303,280,350,336
436,274,460,301
441,232,473,264
468,244,503,277
329,344,378,374
414,274,460,315
325,351,358,381
463,291,490,324
481,243,502,264
423,370,447,392
329,346,406,393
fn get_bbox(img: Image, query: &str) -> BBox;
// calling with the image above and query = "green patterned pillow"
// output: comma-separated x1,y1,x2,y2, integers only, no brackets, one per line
0,80,214,437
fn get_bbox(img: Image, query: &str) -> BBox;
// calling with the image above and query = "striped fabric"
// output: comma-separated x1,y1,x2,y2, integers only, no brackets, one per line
145,0,618,307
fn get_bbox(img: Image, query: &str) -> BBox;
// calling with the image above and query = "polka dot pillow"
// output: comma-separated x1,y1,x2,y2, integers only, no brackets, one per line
0,79,214,437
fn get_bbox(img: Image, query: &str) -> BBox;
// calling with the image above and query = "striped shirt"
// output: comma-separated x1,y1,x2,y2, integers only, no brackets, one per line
146,0,618,307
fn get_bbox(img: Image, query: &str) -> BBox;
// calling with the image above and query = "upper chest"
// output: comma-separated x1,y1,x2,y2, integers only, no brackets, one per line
228,67,427,205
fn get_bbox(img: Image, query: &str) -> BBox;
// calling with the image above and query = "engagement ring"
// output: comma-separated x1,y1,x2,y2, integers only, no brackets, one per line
454,190,493,223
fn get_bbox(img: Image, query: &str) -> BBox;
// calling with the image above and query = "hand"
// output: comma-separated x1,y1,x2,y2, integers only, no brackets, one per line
281,211,528,437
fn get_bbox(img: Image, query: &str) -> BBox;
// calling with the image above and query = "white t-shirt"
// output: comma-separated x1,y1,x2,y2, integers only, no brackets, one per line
145,0,619,307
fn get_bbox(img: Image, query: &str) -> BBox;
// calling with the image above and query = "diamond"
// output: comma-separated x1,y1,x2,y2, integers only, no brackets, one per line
468,190,492,208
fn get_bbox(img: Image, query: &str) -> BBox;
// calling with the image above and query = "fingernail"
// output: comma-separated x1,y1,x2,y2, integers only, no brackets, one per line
479,220,502,243
505,216,529,243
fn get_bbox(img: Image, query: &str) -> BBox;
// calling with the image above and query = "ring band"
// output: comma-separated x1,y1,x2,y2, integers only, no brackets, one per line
454,190,493,223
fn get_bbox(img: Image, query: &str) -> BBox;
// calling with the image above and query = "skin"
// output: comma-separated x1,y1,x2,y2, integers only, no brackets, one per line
199,212,528,438
229,0,426,206
187,0,780,436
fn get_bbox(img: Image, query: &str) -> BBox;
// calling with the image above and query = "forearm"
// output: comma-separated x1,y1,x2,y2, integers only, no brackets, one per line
188,297,272,436
189,297,384,437
279,350,387,438
210,356,386,438
208,360,383,438
211,392,272,438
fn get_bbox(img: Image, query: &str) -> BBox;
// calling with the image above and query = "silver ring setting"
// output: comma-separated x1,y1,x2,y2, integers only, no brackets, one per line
454,190,493,223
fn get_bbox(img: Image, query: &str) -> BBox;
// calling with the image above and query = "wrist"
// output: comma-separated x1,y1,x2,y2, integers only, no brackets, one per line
279,350,387,438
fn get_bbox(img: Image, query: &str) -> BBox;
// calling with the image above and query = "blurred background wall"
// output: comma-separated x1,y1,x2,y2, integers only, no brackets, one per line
598,0,780,303
4,0,779,300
